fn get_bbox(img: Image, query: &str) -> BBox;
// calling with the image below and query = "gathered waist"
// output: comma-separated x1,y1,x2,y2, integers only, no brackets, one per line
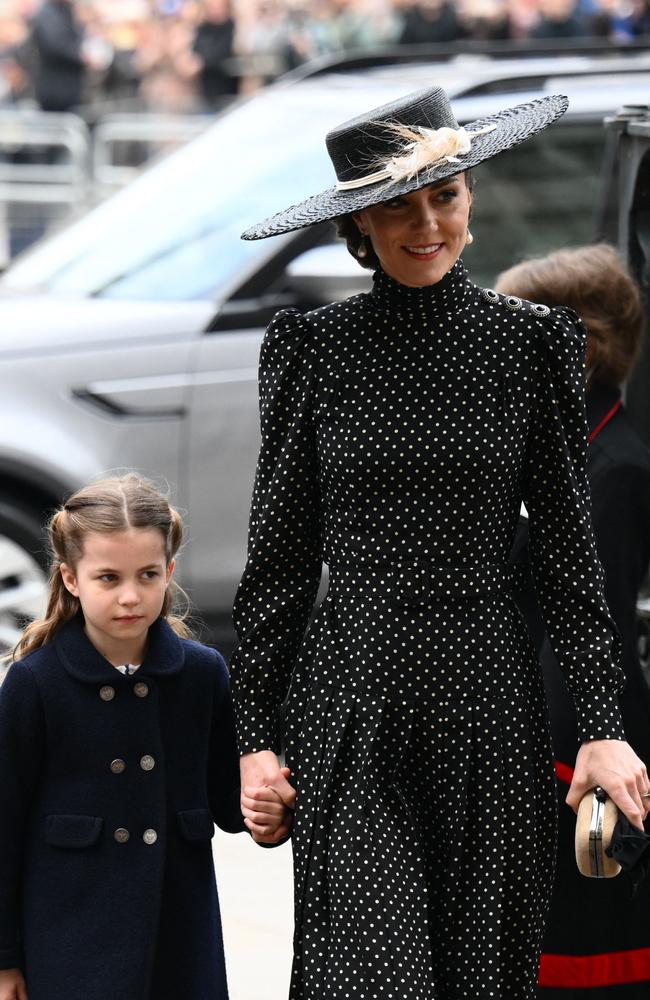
327,559,523,606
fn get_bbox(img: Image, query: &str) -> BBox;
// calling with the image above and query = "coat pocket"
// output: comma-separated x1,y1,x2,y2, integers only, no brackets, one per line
45,814,103,849
177,808,215,842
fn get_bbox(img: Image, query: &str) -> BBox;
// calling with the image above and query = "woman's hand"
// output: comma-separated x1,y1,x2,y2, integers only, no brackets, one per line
0,968,28,1000
566,739,650,830
240,750,296,845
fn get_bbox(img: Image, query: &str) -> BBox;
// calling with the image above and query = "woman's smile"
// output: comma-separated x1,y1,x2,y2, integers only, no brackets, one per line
403,242,444,259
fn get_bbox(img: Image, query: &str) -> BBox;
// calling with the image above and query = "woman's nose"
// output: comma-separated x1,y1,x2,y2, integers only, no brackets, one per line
411,199,438,231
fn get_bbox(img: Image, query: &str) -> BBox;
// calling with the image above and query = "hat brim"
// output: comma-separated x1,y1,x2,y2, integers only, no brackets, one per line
241,94,568,241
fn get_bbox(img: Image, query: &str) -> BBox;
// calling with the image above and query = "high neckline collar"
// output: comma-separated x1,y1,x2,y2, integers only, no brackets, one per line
370,258,471,320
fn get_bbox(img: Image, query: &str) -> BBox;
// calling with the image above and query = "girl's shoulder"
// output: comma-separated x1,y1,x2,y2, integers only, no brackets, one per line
5,641,60,677
179,638,229,684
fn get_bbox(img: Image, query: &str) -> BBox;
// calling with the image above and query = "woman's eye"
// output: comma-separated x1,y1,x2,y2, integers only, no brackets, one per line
436,188,457,201
381,197,405,209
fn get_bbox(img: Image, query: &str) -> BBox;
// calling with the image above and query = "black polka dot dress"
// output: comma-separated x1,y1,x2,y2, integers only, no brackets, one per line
230,260,625,1000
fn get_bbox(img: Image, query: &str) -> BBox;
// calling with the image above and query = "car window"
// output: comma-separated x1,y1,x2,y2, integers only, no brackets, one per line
464,120,603,286
0,88,367,302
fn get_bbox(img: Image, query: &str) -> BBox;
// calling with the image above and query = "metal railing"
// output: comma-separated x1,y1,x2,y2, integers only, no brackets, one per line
0,109,214,262
0,110,92,263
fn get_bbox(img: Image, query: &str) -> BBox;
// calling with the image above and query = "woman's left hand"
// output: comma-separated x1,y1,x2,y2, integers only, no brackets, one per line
566,739,650,831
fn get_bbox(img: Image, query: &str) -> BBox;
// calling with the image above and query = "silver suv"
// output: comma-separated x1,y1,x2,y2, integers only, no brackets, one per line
2,50,650,649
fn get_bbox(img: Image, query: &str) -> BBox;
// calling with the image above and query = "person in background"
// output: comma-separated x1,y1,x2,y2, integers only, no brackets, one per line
498,244,650,999
530,0,589,38
192,0,237,109
399,0,466,43
30,0,88,112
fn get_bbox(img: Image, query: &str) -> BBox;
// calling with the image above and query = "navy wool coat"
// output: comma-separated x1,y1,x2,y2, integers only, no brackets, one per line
0,615,245,1000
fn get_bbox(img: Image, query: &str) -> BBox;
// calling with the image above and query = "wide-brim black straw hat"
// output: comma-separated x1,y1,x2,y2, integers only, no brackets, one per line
241,86,568,241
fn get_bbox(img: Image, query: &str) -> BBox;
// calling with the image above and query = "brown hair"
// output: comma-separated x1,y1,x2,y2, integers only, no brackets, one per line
495,244,644,387
333,169,475,272
14,473,191,660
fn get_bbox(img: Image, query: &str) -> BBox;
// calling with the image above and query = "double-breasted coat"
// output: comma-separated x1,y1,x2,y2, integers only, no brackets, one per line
231,261,625,1000
0,614,244,1000
512,381,650,996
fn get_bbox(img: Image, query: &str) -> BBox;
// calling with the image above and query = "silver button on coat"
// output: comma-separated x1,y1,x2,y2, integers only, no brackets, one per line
140,755,155,771
133,682,149,698
99,686,115,702
143,829,157,845
114,828,130,844
110,759,126,774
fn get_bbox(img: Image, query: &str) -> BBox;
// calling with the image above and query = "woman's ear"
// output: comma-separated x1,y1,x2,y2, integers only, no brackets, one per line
352,211,366,235
59,563,79,597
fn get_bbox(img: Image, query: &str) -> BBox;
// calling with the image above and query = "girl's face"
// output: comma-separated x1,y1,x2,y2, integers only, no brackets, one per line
60,528,174,665
352,175,472,288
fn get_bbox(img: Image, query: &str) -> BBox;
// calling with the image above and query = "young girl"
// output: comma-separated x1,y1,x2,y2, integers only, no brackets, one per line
0,474,290,1000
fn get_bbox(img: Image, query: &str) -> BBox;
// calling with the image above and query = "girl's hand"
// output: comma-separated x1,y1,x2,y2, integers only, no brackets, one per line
240,751,296,845
0,968,28,1000
241,778,294,841
566,739,650,831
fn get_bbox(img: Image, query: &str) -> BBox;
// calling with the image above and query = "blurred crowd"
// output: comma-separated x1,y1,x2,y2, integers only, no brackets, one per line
0,0,649,115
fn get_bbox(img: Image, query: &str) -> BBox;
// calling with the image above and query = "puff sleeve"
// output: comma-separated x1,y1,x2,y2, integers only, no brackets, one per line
523,306,625,744
230,309,323,755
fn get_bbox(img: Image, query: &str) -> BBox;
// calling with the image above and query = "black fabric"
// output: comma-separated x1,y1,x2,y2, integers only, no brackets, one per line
0,616,244,1000
512,381,650,997
607,814,650,896
192,19,237,104
30,0,85,112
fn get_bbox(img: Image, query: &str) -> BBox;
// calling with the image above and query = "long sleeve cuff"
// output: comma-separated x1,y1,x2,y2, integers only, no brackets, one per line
573,689,626,744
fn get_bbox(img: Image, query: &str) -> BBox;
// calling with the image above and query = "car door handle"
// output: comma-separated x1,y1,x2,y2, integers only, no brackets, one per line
72,373,192,418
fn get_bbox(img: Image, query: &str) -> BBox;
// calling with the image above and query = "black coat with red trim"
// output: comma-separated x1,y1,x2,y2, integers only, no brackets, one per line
0,615,244,1000
512,380,650,994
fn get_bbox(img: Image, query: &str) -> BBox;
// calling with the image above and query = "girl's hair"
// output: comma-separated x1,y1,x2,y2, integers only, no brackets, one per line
333,169,475,272
15,473,191,660
495,243,644,387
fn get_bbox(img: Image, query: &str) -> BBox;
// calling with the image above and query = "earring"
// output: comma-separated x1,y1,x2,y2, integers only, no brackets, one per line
465,230,474,246
357,236,368,259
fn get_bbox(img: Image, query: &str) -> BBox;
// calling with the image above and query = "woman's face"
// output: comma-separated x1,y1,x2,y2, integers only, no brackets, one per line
352,175,472,288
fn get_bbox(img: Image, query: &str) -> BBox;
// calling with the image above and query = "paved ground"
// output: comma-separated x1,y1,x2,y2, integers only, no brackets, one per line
213,828,294,1000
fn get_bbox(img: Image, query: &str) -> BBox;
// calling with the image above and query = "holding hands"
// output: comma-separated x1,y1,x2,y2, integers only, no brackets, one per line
240,750,296,845
567,739,650,830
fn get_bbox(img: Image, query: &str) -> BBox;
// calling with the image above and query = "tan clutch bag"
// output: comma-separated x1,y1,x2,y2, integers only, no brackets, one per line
575,787,621,878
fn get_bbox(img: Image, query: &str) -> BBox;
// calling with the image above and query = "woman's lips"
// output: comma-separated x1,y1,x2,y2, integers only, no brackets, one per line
403,243,444,260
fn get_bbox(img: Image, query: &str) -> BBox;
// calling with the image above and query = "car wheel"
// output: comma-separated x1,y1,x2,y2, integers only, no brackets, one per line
0,497,49,659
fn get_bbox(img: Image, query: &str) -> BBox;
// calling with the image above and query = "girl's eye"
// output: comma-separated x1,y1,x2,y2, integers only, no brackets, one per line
99,574,117,583
143,570,159,579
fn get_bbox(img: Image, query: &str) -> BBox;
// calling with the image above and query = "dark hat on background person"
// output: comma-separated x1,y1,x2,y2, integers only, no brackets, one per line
241,86,568,241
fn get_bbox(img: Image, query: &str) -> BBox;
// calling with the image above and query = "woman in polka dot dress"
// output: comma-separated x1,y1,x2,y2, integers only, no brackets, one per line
231,86,650,1000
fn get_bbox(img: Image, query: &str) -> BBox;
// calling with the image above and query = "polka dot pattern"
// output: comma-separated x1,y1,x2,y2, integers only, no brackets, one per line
231,259,625,999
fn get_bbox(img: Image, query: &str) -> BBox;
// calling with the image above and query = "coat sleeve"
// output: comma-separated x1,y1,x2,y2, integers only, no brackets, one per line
230,308,322,755
207,650,246,834
523,306,625,745
0,661,45,970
